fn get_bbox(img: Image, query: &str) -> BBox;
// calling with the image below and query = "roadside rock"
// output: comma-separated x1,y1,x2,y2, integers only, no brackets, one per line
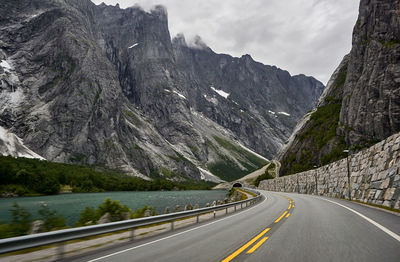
97,213,111,224
29,220,44,234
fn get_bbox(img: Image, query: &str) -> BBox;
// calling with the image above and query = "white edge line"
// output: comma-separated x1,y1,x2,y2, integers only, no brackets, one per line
320,198,400,242
86,194,267,262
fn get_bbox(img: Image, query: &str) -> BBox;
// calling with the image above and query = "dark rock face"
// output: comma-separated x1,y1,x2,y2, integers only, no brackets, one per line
0,0,323,181
340,0,400,144
278,0,400,176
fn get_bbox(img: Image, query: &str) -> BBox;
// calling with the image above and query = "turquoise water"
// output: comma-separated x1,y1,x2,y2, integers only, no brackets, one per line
0,190,227,226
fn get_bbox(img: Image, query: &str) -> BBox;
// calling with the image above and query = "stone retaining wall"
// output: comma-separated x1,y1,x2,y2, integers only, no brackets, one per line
258,132,400,209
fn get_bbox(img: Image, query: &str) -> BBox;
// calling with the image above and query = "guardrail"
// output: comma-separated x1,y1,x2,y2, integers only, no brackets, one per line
0,188,262,257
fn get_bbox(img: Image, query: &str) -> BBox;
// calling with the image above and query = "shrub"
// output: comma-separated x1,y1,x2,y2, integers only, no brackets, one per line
38,205,66,231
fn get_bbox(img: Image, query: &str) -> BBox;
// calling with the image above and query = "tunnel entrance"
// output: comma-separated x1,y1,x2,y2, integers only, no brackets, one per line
232,182,242,187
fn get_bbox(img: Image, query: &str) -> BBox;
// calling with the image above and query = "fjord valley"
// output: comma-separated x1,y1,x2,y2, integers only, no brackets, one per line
0,0,323,188
1,0,400,261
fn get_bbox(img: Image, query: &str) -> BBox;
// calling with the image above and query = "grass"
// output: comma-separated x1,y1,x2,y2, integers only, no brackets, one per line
208,136,268,181
237,188,257,198
380,39,400,48
123,110,141,127
159,167,185,180
254,163,276,186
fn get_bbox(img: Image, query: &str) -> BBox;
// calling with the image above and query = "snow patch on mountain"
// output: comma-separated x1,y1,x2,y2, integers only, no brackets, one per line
0,126,45,160
0,60,12,72
128,43,139,49
197,167,225,183
237,142,269,162
277,111,290,116
173,90,186,99
210,86,230,99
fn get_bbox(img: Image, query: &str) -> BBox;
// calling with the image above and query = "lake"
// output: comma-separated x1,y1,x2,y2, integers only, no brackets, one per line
0,190,228,226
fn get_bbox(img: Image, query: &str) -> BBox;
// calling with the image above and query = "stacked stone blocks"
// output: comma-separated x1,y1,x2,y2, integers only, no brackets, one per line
258,132,400,209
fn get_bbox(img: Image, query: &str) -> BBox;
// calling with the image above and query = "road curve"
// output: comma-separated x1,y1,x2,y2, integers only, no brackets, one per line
69,190,400,262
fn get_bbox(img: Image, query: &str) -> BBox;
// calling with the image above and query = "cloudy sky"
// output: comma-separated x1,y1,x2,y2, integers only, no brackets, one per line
92,0,359,84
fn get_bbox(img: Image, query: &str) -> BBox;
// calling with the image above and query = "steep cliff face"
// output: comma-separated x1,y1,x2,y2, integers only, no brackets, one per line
172,35,324,156
0,0,323,181
279,0,400,176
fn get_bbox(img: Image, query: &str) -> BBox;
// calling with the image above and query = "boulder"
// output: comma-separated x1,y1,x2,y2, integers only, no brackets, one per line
98,212,111,224
29,220,44,234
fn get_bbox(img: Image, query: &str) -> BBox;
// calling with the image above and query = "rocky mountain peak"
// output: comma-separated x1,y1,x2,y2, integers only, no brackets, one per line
172,33,188,47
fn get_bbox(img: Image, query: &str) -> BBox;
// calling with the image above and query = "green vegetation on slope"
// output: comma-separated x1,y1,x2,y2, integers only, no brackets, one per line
207,136,268,182
280,96,347,175
254,162,276,187
0,156,215,197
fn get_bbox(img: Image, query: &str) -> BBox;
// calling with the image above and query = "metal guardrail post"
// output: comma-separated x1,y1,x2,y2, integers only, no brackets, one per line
226,208,228,214
234,205,237,212
196,215,199,223
213,211,216,219
130,228,134,241
171,220,174,231
56,242,64,260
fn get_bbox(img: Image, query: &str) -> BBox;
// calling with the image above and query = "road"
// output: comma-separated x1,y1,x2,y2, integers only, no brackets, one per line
69,190,400,262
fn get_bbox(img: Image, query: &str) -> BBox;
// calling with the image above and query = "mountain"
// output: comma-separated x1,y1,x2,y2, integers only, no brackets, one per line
278,0,400,176
0,0,324,182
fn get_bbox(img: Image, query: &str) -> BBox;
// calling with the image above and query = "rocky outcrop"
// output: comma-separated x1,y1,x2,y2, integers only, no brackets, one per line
0,0,323,181
260,131,400,209
279,0,400,176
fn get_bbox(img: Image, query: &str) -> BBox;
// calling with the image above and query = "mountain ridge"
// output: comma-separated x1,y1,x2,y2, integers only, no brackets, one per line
0,0,324,182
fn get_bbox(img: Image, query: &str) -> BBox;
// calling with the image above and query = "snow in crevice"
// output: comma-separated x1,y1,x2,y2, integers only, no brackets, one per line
128,43,139,49
0,126,45,160
173,90,186,99
277,111,290,116
0,60,12,72
164,89,171,93
210,86,230,99
268,110,276,115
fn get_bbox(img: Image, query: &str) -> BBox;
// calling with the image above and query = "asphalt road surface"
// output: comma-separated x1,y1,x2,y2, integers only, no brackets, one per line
70,190,400,262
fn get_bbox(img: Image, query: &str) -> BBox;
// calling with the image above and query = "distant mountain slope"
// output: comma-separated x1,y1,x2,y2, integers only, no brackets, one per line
278,0,400,176
0,0,323,181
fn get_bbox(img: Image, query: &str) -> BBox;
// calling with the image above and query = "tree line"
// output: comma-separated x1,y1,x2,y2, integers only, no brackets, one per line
0,156,215,196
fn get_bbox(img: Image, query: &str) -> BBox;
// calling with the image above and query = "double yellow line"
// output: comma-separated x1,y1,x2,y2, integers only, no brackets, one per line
221,196,294,261
221,228,271,262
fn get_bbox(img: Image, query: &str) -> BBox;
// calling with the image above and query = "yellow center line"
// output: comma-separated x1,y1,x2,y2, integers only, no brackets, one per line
288,204,292,209
286,213,291,218
274,211,288,223
221,228,270,262
246,237,269,254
